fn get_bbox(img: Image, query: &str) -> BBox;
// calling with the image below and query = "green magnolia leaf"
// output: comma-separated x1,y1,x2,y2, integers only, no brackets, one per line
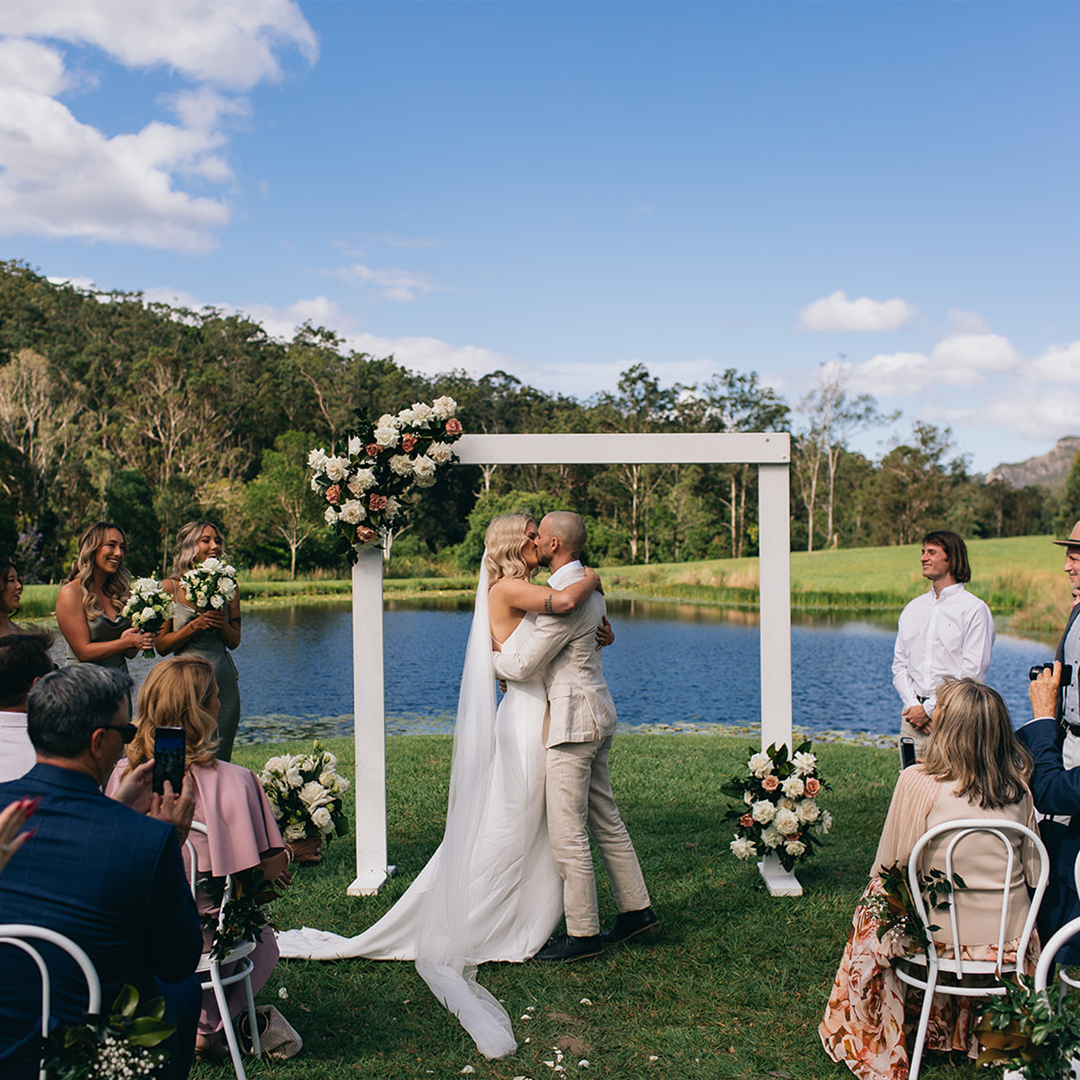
126,1017,176,1048
111,984,139,1021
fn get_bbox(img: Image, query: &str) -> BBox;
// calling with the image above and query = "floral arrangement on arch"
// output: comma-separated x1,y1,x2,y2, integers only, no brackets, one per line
722,740,832,872
259,742,350,846
308,396,463,558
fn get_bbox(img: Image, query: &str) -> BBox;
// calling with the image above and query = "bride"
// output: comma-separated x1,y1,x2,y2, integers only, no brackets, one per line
276,513,611,1057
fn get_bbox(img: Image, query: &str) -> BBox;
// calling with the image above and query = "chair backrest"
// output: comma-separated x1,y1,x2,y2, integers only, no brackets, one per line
0,924,102,1038
907,818,1049,976
183,820,235,938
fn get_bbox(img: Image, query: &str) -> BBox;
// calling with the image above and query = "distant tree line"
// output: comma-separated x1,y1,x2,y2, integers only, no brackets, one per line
0,259,1064,582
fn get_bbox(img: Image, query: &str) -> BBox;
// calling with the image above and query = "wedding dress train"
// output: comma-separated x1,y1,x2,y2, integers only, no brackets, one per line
276,568,562,1058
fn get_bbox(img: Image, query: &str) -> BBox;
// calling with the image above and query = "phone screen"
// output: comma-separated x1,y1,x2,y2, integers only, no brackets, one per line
899,737,916,769
153,726,186,795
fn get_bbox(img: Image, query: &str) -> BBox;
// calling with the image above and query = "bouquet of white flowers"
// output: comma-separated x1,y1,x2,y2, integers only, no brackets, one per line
181,557,238,611
309,395,463,559
259,742,350,849
120,578,175,657
722,740,832,872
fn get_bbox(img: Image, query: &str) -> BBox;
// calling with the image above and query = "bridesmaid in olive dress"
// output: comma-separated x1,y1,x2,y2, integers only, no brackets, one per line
155,520,242,761
55,522,155,670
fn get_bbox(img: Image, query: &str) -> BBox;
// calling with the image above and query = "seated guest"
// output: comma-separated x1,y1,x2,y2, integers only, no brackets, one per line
0,665,202,1079
1018,661,1080,964
0,631,56,782
820,678,1040,1080
108,656,289,1062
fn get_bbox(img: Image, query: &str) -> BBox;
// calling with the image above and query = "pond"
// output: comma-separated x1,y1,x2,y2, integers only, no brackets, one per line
115,597,1049,747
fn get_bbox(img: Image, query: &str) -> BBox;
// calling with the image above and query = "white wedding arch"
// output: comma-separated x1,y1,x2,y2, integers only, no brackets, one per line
347,432,798,898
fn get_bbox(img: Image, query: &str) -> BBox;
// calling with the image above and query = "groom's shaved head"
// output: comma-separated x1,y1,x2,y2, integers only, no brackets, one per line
541,512,586,558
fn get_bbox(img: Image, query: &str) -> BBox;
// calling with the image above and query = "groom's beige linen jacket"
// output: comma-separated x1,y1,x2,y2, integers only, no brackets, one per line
491,563,616,747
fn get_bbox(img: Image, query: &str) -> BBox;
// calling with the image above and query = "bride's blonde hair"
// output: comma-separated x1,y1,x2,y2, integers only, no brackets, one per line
484,513,535,587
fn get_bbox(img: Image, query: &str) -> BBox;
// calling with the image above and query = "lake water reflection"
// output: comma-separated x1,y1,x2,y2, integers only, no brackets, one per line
212,598,1051,746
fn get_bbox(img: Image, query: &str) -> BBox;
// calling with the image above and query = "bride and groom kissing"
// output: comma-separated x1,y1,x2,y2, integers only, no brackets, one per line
278,510,658,1058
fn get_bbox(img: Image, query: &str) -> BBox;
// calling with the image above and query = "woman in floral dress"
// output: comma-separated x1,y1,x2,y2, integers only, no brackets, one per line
820,678,1040,1080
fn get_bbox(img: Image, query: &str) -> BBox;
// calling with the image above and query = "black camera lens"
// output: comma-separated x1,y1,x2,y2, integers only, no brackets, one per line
1030,663,1051,681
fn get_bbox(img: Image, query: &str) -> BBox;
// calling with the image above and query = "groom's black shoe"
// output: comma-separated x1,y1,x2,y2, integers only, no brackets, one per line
533,934,603,963
600,907,661,946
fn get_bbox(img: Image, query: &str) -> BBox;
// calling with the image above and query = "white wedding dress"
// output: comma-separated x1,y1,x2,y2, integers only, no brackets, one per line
276,565,563,1058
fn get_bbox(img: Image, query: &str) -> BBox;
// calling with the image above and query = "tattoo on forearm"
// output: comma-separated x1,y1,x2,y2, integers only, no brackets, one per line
544,595,553,614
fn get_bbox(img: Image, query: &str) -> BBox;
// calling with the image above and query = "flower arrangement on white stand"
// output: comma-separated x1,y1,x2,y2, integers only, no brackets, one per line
722,740,832,896
308,395,463,560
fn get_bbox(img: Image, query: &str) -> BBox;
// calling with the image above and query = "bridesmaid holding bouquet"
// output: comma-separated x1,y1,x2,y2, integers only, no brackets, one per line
56,522,155,670
155,520,242,761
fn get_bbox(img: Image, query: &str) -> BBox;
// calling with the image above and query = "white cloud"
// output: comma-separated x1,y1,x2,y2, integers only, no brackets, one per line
976,389,1080,442
0,0,318,92
797,290,917,333
328,263,444,304
1027,340,1080,383
948,307,991,334
0,1,316,250
245,296,356,341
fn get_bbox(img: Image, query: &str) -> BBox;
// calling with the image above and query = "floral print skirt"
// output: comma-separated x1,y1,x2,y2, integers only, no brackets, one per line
818,878,1037,1080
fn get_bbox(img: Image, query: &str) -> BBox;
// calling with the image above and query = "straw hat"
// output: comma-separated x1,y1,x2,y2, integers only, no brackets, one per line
1052,520,1080,547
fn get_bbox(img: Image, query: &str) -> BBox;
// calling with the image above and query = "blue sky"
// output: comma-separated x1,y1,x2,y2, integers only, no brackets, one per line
0,1,1077,472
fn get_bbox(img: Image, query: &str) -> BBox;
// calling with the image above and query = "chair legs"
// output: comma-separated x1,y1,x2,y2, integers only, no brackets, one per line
906,964,939,1080
203,953,261,1080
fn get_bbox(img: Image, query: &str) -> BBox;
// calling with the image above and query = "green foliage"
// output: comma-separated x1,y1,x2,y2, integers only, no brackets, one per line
976,976,1080,1078
105,470,161,576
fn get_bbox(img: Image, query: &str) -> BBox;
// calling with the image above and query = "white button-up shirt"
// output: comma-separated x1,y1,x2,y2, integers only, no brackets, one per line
892,582,995,718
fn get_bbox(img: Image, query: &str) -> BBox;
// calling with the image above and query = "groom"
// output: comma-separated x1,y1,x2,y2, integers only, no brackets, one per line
492,511,658,961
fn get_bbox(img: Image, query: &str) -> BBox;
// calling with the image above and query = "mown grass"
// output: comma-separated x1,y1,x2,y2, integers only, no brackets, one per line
16,535,1070,633
203,735,982,1080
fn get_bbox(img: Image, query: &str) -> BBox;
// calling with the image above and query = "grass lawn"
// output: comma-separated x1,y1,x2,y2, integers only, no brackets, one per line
205,735,986,1080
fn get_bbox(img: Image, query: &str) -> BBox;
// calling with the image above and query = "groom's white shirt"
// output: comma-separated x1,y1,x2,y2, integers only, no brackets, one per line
491,561,616,746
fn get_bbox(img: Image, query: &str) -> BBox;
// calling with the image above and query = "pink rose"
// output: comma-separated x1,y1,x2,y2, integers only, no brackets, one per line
365,443,380,458
739,814,754,829
325,484,341,504
368,494,388,512
761,775,780,792
355,525,376,543
445,418,462,435
805,777,821,796
401,434,418,453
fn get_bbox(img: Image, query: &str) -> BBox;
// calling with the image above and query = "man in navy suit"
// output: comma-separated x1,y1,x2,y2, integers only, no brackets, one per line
0,665,202,1078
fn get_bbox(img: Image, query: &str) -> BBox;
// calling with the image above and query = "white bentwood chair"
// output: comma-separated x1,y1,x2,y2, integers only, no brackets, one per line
184,821,262,1080
892,819,1049,1080
0,924,102,1080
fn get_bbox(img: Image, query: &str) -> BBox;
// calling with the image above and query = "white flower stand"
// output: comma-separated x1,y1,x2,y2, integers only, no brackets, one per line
758,853,803,897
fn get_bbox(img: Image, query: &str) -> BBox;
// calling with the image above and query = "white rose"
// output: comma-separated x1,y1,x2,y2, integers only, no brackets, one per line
202,558,223,573
133,578,157,592
410,402,433,424
792,751,817,778
815,810,834,836
385,496,401,518
311,806,333,833
796,799,820,824
428,442,452,464
374,423,400,448
761,825,782,849
729,837,757,860
311,476,322,492
340,499,365,525
785,839,806,857
224,564,237,577
307,447,328,469
284,823,307,842
210,593,225,609
220,579,236,599
431,395,456,419
779,797,796,810
781,776,804,798
285,765,303,788
263,756,290,773
396,407,417,426
748,752,773,779
324,505,338,525
774,808,799,835
324,456,350,482
750,800,776,824
743,789,753,805
390,454,413,476
140,606,156,621
299,781,332,810
412,455,436,486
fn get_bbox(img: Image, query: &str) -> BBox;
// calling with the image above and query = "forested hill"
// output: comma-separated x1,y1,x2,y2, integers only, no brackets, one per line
0,259,1074,583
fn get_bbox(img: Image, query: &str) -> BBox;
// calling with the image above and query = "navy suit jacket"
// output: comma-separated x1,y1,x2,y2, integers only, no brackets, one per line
1016,717,1080,962
0,763,202,1073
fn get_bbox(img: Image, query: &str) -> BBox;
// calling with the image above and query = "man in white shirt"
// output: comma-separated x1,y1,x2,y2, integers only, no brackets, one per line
0,631,55,782
892,530,994,755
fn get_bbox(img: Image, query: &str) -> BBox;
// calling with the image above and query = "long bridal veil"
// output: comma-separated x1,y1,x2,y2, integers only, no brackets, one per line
412,556,518,1059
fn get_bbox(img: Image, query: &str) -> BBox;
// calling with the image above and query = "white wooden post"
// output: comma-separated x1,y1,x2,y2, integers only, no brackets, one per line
349,546,389,895
348,431,794,896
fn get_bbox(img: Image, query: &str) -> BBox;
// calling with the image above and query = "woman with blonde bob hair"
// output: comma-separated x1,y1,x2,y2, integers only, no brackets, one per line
275,511,612,1059
107,656,288,1062
821,678,1040,1079
155,520,242,761
56,522,155,670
